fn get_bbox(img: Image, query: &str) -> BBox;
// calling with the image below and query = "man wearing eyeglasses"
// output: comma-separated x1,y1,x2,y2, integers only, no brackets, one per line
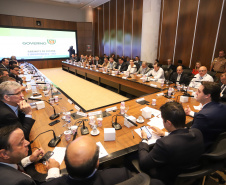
189,66,213,88
0,81,35,140
9,65,23,85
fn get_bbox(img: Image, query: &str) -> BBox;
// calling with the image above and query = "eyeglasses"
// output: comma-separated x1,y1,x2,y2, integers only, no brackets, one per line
199,70,206,72
7,91,23,96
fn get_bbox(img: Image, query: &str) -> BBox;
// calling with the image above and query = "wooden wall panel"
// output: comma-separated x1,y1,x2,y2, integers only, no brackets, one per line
132,0,143,58
173,0,198,67
0,14,13,26
116,0,124,57
159,0,179,63
214,1,226,59
104,2,110,56
0,14,93,69
110,0,117,56
99,5,104,57
93,8,99,56
93,0,143,59
191,0,222,68
124,0,133,58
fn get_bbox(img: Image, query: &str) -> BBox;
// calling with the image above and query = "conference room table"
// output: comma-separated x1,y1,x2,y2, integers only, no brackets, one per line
62,61,163,98
26,63,199,174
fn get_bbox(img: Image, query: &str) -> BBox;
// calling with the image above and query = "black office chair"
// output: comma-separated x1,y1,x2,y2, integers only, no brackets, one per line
115,173,151,185
207,71,218,82
183,69,193,77
175,132,226,185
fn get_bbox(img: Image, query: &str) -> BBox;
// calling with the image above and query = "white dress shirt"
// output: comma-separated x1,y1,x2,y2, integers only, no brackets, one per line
147,67,165,80
189,74,214,88
127,65,137,74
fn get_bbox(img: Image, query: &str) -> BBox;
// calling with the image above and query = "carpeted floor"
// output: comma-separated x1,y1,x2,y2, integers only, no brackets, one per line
39,68,128,111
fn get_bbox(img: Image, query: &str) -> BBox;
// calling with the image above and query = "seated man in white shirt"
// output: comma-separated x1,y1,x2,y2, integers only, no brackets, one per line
0,124,60,185
147,63,165,80
189,66,213,88
127,60,138,74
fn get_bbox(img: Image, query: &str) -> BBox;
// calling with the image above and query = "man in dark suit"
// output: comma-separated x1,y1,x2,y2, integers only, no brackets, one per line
94,56,103,66
220,73,226,102
170,66,189,85
0,81,35,140
166,59,176,72
185,81,226,151
115,58,128,72
0,58,9,71
0,124,60,185
139,102,204,185
9,65,23,85
43,136,132,185
68,46,75,58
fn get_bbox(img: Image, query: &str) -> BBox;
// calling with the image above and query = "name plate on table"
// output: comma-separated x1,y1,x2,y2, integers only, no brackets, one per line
106,106,117,112
77,112,87,117
68,99,73,104
150,84,157,88
88,111,102,117
122,76,127,79
74,104,81,111
96,70,99,72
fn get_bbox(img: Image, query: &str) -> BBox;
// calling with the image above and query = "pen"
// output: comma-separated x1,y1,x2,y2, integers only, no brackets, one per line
131,130,134,139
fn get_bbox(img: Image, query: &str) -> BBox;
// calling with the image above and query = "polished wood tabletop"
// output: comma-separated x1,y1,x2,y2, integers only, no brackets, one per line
25,64,198,173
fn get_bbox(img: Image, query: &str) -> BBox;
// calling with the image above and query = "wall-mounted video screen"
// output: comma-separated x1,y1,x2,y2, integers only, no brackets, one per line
0,27,77,60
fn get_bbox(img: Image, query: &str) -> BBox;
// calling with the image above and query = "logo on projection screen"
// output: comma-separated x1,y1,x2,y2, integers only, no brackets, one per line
47,39,56,45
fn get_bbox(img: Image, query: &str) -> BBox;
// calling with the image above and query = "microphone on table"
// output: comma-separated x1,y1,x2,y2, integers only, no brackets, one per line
28,98,59,120
30,129,61,147
112,114,122,130
112,114,138,130
81,120,89,135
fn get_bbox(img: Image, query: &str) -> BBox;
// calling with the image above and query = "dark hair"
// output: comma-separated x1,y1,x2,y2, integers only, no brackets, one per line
9,65,19,71
154,62,161,67
0,124,21,151
155,59,159,63
160,102,186,128
178,60,183,64
201,81,221,102
65,145,99,178
0,69,8,76
1,58,8,63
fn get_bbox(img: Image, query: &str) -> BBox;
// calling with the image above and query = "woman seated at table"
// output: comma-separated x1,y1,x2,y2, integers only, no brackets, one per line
127,60,138,74
192,61,201,75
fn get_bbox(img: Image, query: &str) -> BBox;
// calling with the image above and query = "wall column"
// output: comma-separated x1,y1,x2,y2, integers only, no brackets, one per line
141,0,161,63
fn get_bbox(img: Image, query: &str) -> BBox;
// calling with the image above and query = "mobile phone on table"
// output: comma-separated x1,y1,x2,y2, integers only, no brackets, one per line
49,119,60,126
140,126,152,139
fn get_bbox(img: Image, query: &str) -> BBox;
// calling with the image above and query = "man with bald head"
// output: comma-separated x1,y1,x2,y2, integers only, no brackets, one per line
170,66,189,85
189,66,213,88
44,136,132,185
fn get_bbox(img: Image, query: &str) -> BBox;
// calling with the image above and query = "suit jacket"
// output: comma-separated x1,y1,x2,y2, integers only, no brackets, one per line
167,64,176,72
43,167,132,185
0,163,36,185
139,128,204,185
192,101,226,151
137,66,151,75
0,101,35,140
170,72,189,85
9,73,23,85
0,63,9,71
220,84,226,102
94,59,103,66
115,62,128,72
